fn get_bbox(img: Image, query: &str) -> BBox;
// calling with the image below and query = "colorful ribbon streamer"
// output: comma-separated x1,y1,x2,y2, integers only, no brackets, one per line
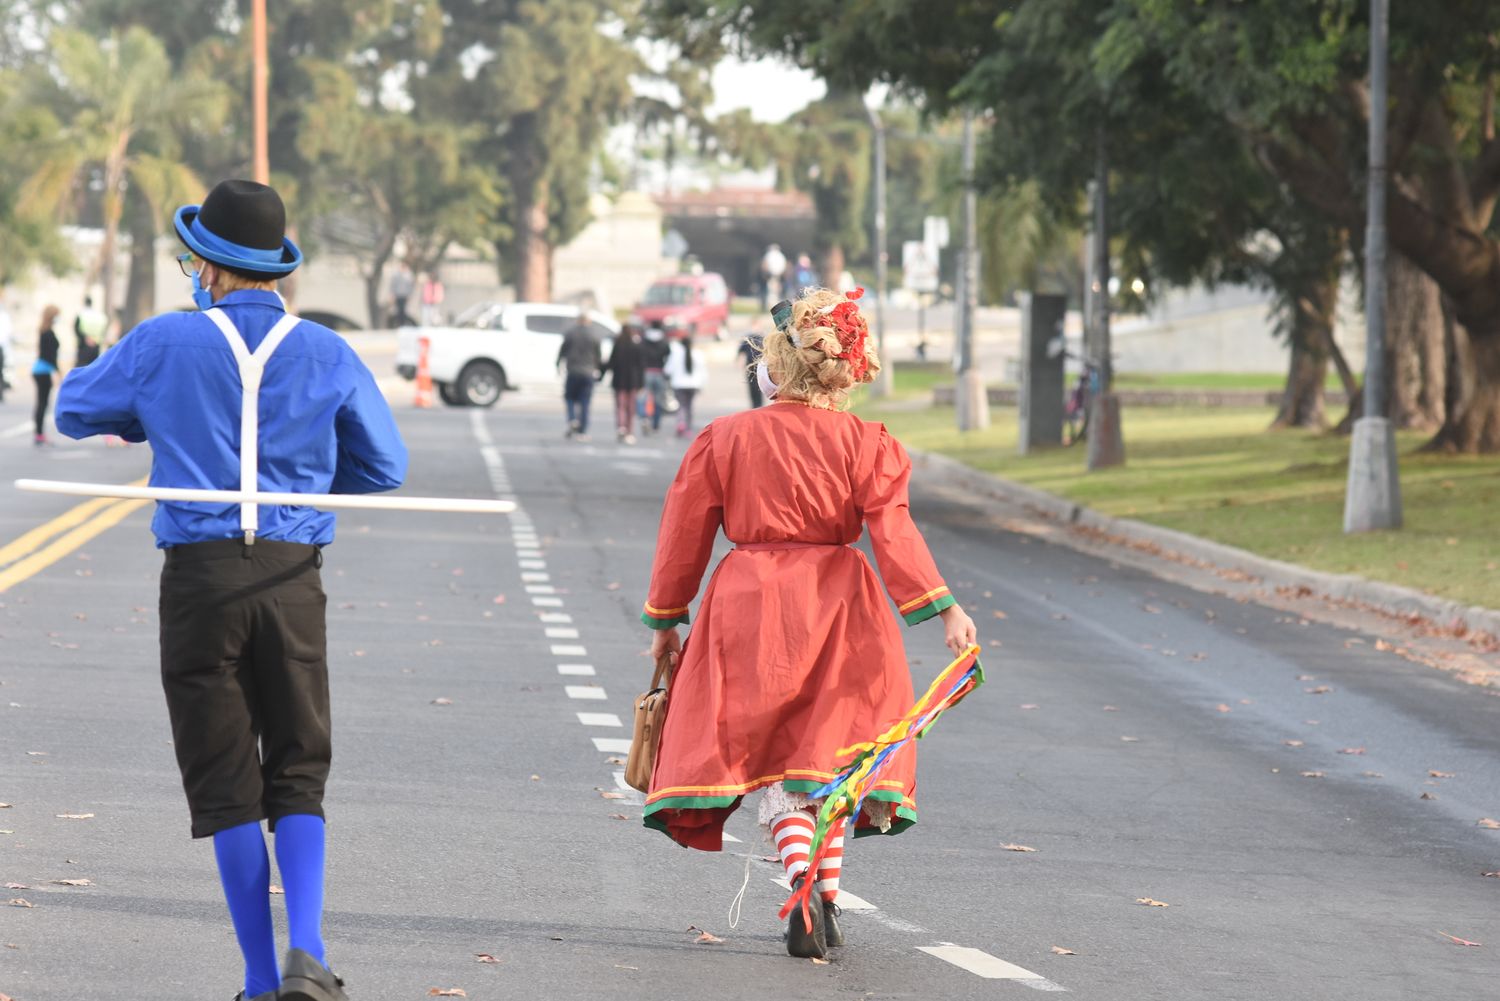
779,643,985,931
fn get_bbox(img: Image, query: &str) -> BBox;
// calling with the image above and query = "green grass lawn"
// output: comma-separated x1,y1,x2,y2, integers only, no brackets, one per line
858,375,1500,609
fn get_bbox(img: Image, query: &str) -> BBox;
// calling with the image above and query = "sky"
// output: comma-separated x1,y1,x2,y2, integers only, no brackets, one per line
708,55,826,122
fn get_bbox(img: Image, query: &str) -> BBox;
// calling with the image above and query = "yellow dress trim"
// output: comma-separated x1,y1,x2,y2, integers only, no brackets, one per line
898,585,951,614
644,601,691,617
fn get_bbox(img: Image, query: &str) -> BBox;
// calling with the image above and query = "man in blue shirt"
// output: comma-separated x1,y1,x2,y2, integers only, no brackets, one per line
56,179,406,1001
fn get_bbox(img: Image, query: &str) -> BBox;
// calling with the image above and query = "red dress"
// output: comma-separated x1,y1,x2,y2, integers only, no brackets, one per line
641,404,955,851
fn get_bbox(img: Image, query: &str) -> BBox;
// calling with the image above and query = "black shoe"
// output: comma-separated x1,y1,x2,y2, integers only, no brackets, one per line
784,874,827,959
278,949,348,1001
823,899,844,948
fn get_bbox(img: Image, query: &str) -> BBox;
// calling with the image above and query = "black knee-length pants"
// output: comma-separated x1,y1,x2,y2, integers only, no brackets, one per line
159,539,331,838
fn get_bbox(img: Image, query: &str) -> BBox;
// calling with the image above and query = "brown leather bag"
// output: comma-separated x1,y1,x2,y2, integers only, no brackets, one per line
625,651,675,793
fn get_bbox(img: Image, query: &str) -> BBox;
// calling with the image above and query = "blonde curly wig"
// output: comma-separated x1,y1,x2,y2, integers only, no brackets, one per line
761,287,881,407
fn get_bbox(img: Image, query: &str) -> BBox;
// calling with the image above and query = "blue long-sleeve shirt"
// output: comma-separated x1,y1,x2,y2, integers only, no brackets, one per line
55,289,408,548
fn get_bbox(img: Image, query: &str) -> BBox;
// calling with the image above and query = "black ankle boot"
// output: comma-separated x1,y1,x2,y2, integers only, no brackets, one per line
823,899,844,947
785,874,828,959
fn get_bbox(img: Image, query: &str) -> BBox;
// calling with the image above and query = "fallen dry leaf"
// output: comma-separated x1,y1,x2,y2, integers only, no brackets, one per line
600,791,626,800
56,813,94,820
1120,736,1139,743
7,898,33,908
1361,771,1384,778
53,879,91,887
810,957,830,965
605,756,626,765
1019,703,1040,710
1284,740,1305,748
1337,747,1366,756
431,698,453,706
1002,843,1038,852
1102,705,1119,712
1438,932,1481,947
269,885,284,894
1143,604,1162,614
992,610,1008,619
606,582,622,591
1430,771,1456,779
1482,871,1500,878
1300,771,1326,779
614,964,639,971
1375,639,1394,652
475,953,501,964
3,883,26,890
0,803,10,809
1296,674,1316,681
1215,704,1232,713
687,925,724,944
1305,686,1333,695
1051,945,1076,955
1136,897,1169,907
1478,818,1500,829
1420,792,1438,800
608,813,629,820
428,990,467,998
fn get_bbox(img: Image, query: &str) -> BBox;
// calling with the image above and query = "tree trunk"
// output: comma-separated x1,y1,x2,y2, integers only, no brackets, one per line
1272,280,1336,429
1425,314,1500,451
1386,249,1445,430
123,189,156,333
820,245,846,289
512,183,551,302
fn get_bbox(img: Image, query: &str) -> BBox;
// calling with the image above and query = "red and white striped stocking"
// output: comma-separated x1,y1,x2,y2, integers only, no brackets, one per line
770,810,816,883
815,816,846,904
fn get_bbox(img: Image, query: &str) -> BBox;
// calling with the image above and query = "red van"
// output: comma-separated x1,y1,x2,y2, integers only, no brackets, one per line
630,273,731,340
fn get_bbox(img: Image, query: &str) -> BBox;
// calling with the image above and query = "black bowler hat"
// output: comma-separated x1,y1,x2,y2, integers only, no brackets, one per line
173,179,302,279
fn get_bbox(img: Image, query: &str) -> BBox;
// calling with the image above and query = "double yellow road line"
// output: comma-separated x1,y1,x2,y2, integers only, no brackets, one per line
0,478,150,594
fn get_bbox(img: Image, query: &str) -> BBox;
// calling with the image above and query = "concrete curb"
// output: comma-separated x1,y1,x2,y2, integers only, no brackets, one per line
909,448,1500,640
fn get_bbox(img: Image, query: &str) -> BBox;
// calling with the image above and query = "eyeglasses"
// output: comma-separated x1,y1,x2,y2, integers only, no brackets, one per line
176,252,196,278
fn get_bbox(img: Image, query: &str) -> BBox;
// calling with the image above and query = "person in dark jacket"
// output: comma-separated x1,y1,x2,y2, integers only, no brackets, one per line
557,312,604,440
74,295,107,366
32,305,61,444
738,331,766,409
603,323,646,444
639,324,672,434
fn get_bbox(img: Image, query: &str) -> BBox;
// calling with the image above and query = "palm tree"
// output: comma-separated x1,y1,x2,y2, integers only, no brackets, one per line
20,26,227,321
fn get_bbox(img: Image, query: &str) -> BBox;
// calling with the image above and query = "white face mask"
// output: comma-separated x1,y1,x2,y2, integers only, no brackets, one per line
756,361,779,400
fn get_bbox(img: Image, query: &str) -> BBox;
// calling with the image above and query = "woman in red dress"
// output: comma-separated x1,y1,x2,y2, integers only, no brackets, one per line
640,287,978,959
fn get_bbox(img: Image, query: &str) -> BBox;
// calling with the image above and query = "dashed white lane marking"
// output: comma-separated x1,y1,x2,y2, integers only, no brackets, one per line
565,685,607,700
550,644,587,656
721,833,742,844
525,585,557,595
523,572,551,582
520,560,548,570
517,549,543,559
577,712,622,727
557,664,595,676
592,737,633,753
917,946,1064,990
612,770,632,790
772,878,876,912
540,613,572,624
545,627,579,639
532,597,564,608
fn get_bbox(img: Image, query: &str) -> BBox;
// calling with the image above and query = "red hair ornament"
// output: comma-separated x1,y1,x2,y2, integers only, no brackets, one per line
805,287,870,382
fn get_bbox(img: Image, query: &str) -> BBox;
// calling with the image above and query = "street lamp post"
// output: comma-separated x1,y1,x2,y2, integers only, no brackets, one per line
251,0,269,185
1343,0,1402,532
867,102,895,397
1085,122,1125,470
955,108,990,432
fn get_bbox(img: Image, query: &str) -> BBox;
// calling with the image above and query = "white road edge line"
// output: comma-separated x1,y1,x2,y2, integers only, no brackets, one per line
917,945,1066,990
576,712,622,727
770,878,876,912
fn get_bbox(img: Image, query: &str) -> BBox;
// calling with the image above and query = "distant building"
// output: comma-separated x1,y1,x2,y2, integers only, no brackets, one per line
654,188,816,296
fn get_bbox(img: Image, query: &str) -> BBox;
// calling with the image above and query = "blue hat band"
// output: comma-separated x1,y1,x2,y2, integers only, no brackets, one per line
189,214,287,268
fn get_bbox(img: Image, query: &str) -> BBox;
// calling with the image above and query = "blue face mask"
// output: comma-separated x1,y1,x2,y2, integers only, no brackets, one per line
190,269,214,311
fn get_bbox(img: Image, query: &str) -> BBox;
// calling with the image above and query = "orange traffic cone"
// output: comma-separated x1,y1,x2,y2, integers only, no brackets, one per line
414,335,434,408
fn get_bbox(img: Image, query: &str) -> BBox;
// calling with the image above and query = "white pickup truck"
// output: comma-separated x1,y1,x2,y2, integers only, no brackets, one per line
395,302,618,407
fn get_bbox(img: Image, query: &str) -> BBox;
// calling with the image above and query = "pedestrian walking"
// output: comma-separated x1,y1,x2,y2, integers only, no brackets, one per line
388,262,414,326
759,243,786,310
32,304,61,444
663,327,706,437
74,294,107,366
738,331,766,409
419,271,444,326
557,310,603,440
602,322,646,443
0,291,12,402
54,178,407,1001
639,286,977,959
640,324,671,434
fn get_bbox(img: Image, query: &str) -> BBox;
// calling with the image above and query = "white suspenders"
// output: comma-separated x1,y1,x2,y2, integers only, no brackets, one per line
202,307,302,545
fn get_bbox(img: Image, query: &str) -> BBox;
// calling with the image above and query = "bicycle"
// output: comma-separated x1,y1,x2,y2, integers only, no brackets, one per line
1064,360,1101,446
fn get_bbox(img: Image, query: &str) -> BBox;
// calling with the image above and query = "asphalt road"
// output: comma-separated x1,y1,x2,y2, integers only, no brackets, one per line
1,362,1498,1001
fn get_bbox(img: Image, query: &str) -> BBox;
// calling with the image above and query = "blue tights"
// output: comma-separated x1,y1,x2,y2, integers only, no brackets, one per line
213,815,328,996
